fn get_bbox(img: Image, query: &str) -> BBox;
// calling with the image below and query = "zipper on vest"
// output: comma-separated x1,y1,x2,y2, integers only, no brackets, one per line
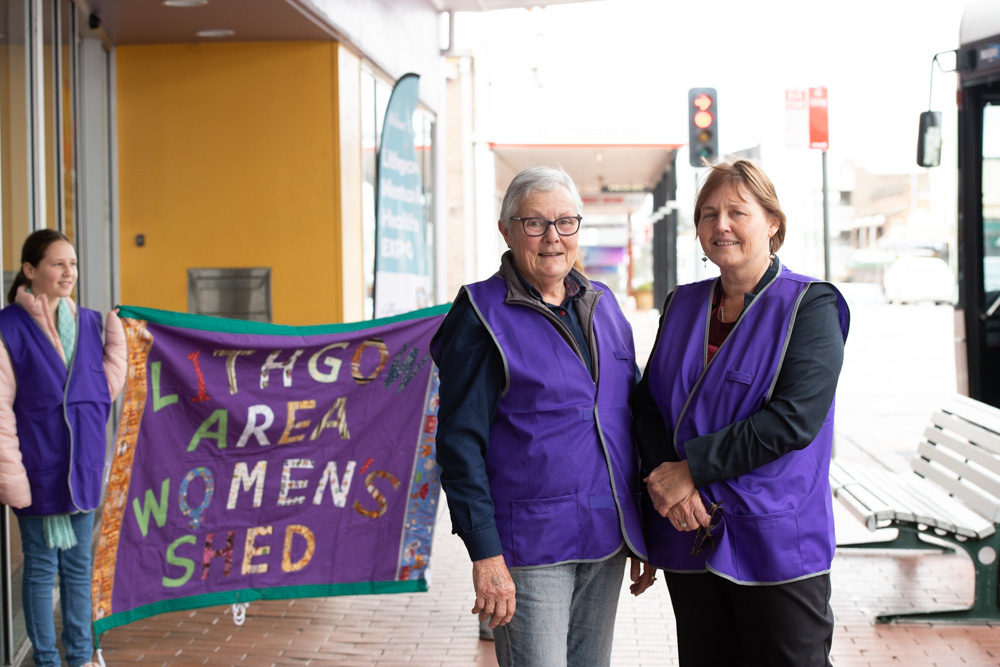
63,316,82,512
587,291,601,384
514,299,595,382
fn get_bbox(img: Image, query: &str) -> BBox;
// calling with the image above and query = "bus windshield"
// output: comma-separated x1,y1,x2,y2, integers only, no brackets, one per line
985,104,1000,297
954,0,1000,406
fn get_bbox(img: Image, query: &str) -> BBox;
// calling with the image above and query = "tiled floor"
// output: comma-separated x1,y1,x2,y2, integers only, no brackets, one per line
86,498,1000,667
53,303,1000,665
92,508,498,667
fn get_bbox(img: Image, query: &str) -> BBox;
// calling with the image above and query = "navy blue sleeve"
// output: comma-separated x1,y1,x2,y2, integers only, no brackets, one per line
433,293,506,561
684,283,846,485
632,292,678,475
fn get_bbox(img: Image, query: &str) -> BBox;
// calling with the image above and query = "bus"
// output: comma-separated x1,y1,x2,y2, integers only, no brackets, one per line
944,0,1000,408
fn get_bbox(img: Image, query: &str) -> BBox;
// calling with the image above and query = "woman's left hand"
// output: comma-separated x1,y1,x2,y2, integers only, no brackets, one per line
644,460,697,517
628,557,657,596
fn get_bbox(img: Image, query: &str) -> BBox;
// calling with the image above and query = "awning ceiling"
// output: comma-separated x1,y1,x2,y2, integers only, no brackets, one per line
85,0,336,44
84,0,599,44
84,0,671,213
493,144,679,214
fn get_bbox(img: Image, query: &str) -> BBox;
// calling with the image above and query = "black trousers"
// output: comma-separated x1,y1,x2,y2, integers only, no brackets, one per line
664,571,834,667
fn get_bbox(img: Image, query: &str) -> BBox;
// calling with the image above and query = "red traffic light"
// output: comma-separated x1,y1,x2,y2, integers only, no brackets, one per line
688,87,718,167
693,93,713,111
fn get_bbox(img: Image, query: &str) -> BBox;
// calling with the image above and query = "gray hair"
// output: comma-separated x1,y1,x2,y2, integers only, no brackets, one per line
498,166,583,230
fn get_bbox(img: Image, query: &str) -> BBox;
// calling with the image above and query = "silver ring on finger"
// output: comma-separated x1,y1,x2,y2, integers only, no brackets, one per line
679,522,688,528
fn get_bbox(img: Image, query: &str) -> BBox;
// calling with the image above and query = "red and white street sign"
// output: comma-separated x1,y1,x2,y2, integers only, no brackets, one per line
809,86,829,150
785,86,829,151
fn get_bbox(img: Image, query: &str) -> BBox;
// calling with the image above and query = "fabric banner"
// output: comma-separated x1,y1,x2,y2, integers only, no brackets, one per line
92,305,446,636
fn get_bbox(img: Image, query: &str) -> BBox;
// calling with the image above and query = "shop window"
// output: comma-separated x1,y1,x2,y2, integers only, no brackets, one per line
1,0,33,289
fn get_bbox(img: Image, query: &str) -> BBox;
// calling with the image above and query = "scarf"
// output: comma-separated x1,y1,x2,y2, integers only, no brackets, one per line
42,296,79,549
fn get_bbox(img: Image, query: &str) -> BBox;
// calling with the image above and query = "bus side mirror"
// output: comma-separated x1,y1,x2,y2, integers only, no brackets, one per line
917,110,943,167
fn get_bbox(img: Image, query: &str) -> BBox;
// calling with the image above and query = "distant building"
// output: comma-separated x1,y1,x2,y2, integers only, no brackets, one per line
836,167,948,283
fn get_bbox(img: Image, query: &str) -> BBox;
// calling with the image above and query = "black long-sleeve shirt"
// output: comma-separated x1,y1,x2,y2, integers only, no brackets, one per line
631,261,847,485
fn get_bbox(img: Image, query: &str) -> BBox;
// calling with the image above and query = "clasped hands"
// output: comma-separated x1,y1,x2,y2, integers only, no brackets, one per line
644,460,713,532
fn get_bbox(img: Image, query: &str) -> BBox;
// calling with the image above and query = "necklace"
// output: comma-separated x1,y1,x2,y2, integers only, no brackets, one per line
719,300,726,323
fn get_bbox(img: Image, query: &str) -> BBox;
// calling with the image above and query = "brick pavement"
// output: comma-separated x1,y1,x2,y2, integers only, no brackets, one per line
85,496,1000,666
44,302,1000,666
90,505,498,667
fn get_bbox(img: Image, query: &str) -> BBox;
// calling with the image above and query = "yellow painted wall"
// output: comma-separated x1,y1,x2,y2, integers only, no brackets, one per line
117,42,343,324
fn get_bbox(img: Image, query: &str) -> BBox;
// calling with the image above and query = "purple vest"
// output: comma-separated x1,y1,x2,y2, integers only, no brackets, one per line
0,304,112,516
464,277,647,567
645,264,849,583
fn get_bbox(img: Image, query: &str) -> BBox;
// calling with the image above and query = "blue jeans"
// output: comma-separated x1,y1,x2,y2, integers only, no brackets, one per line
494,549,626,667
19,512,95,667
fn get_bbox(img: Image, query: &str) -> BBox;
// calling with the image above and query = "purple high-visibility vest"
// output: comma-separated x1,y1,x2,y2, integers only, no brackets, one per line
645,264,849,583
0,304,111,517
463,276,647,567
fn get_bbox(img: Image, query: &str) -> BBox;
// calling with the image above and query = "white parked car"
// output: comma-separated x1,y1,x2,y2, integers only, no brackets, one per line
882,257,955,305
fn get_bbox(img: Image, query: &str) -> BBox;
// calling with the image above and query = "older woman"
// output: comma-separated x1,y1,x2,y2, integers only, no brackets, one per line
633,160,849,666
431,166,653,666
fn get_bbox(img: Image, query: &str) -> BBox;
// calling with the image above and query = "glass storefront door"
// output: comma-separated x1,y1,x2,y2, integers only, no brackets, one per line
0,1,113,662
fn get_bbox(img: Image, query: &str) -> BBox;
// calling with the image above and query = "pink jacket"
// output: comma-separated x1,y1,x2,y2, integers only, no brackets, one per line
0,288,127,509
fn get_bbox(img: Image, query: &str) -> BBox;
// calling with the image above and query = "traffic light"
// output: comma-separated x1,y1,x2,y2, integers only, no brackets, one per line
688,87,718,167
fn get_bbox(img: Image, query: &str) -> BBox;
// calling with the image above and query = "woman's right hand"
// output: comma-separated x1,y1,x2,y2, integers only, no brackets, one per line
667,491,713,532
472,554,516,629
644,460,697,516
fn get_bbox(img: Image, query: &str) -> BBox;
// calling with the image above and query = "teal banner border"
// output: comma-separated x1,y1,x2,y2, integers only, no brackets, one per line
115,303,451,336
94,579,427,639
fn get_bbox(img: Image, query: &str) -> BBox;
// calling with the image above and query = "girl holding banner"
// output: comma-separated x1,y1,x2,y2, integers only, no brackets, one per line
0,230,126,667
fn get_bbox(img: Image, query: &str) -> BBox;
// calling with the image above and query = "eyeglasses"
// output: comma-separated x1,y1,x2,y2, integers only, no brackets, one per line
510,216,582,237
690,501,724,556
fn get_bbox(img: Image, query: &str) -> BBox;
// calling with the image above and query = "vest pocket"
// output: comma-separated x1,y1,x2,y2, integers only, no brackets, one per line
728,508,801,581
510,494,578,566
588,495,616,509
725,369,753,385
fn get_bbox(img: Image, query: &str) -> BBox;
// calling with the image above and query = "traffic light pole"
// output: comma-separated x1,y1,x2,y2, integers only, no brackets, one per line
822,150,831,281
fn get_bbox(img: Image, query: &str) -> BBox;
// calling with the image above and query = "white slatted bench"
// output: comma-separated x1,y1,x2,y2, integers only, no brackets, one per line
830,394,1000,623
